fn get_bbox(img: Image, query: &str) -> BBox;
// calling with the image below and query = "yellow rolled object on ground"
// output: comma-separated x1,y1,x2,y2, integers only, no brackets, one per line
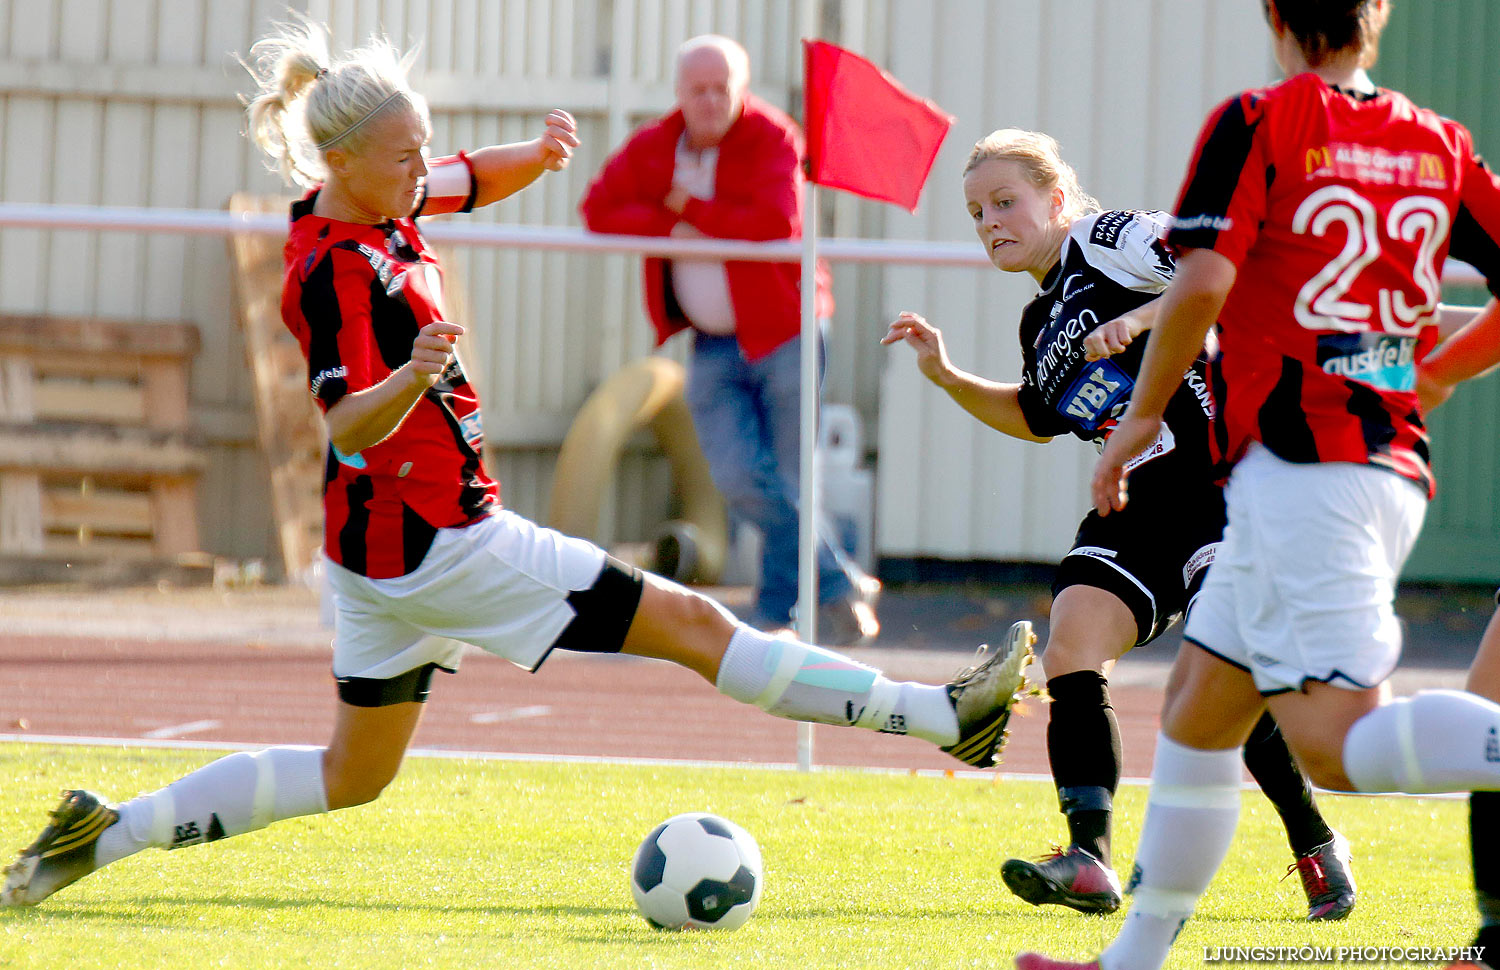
547,357,727,584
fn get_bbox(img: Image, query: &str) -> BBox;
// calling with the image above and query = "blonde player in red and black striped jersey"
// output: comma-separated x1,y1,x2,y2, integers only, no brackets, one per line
1,17,1035,910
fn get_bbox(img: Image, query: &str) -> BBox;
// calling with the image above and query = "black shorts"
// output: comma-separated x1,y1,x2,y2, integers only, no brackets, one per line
1052,453,1226,646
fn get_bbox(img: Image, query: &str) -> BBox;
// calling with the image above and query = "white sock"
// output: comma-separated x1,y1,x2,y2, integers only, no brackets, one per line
96,746,327,867
1102,736,1241,970
1343,689,1500,793
716,624,959,744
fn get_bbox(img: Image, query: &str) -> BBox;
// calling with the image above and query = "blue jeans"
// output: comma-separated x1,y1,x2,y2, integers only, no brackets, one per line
686,331,855,625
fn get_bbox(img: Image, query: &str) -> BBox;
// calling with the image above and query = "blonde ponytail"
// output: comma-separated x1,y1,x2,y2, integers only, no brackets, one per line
244,19,429,188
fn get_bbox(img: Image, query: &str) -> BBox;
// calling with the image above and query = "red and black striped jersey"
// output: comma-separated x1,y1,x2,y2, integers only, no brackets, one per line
280,152,499,578
1167,72,1500,496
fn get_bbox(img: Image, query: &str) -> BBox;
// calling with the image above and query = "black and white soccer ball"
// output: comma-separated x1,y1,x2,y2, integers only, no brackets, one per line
630,812,763,930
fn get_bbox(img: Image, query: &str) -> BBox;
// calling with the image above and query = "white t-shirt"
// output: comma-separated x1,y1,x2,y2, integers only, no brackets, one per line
669,138,736,335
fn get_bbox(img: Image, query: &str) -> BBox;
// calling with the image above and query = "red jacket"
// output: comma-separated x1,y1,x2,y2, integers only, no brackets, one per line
579,93,833,361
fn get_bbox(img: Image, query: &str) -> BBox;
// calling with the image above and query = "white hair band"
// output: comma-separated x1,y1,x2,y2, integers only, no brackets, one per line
316,89,407,151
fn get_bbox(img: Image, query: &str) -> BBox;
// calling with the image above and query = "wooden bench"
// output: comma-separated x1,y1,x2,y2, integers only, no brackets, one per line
0,315,208,580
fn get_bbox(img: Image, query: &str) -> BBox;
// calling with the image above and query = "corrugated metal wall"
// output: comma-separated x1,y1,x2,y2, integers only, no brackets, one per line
0,0,829,564
869,0,1274,562
22,1,1459,576
1378,0,1500,584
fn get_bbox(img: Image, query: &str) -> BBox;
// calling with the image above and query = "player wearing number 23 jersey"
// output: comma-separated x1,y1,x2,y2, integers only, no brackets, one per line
1169,72,1500,496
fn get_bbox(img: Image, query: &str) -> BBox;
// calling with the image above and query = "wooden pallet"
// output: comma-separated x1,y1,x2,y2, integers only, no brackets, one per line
0,314,208,579
228,193,325,583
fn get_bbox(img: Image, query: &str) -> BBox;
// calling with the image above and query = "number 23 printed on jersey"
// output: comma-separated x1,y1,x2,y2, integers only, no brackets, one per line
1292,186,1447,336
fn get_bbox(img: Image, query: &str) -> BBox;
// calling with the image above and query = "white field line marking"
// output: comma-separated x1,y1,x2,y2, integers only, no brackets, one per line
470,705,552,725
141,719,222,740
0,733,1463,799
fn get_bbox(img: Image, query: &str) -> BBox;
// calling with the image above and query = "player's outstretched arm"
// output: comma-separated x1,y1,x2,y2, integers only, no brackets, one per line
1091,249,1234,514
881,311,1051,443
324,320,465,456
464,109,580,209
1418,299,1500,413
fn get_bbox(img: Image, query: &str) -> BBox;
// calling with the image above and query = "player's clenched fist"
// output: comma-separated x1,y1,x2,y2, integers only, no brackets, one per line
410,320,465,384
538,109,580,171
1083,315,1141,361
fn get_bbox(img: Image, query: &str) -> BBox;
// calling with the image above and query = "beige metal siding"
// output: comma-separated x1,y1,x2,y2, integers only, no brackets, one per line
868,0,1275,561
0,0,1273,569
0,0,824,565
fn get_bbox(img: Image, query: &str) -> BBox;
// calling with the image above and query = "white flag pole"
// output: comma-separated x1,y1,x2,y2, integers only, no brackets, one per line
793,177,820,773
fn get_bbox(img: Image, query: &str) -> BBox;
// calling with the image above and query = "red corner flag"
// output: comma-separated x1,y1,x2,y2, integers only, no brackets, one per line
802,39,955,212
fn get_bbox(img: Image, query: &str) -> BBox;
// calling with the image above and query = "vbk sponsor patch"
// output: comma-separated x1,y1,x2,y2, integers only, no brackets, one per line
1060,358,1134,430
1316,333,1417,392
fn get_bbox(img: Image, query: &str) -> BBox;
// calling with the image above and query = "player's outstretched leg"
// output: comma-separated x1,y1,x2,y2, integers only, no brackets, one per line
1241,711,1355,920
625,572,1036,766
713,615,1036,767
2,790,118,906
4,745,330,907
4,698,424,908
940,621,1039,766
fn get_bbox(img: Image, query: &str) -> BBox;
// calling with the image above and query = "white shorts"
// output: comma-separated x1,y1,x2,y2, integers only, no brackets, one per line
326,510,610,680
1183,444,1427,694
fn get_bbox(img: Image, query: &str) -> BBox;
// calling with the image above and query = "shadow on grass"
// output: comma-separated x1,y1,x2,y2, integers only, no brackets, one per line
0,893,1296,940
0,893,628,924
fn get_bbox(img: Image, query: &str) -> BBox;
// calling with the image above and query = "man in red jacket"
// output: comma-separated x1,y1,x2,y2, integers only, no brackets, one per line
580,34,877,643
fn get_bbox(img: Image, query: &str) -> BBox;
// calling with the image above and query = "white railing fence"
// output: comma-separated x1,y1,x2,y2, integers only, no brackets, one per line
1,202,1484,280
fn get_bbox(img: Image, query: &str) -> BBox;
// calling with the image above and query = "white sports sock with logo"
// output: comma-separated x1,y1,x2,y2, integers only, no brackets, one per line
1343,689,1500,792
715,624,958,744
95,746,327,867
1101,736,1241,970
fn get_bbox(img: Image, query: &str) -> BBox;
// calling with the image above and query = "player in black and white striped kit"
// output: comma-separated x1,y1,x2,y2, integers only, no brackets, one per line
884,128,1353,919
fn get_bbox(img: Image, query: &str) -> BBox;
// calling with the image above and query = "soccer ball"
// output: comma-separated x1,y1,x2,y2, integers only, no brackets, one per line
630,812,763,930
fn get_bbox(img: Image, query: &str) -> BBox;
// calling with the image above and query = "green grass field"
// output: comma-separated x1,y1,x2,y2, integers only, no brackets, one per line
0,742,1475,969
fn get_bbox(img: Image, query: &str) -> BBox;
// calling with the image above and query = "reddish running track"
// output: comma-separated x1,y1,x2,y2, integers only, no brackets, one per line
0,633,1167,777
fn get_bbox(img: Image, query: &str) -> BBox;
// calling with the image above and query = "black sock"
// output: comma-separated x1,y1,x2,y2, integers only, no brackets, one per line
1242,711,1333,857
1473,792,1500,944
1045,670,1121,867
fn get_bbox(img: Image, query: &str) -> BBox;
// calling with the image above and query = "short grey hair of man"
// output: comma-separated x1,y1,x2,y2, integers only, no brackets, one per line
674,34,751,91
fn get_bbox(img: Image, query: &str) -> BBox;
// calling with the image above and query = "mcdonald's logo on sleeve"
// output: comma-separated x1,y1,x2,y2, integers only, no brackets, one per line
1417,153,1447,185
1305,146,1332,175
